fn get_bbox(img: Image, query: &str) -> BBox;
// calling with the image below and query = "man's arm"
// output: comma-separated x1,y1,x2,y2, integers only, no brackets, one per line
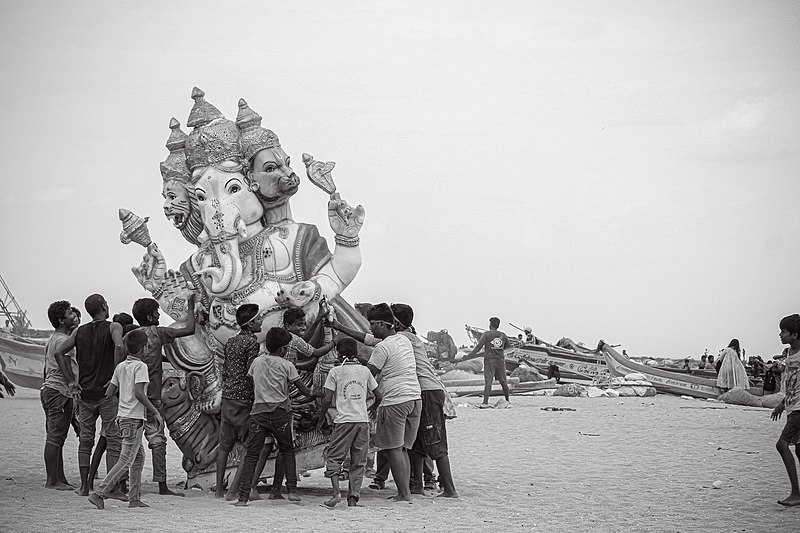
134,382,163,424
369,387,383,416
105,382,118,398
316,388,335,430
110,322,125,365
464,333,487,358
311,341,336,359
332,322,369,344
53,344,77,389
53,328,78,359
292,378,315,398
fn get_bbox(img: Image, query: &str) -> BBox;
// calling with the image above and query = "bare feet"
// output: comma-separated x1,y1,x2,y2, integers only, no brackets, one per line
410,487,426,495
224,490,238,501
324,494,340,508
387,494,412,503
347,495,361,507
248,488,262,501
778,494,800,506
287,492,302,502
268,492,285,500
232,500,247,507
436,490,459,498
105,488,129,502
45,481,74,491
159,487,184,497
88,493,105,510
128,500,149,508
479,404,492,409
75,486,90,497
214,490,225,499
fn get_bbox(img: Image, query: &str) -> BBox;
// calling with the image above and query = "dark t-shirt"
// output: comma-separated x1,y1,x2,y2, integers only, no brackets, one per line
479,330,510,360
74,320,117,401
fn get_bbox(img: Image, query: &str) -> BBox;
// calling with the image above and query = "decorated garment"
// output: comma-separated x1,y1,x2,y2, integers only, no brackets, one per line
716,347,749,390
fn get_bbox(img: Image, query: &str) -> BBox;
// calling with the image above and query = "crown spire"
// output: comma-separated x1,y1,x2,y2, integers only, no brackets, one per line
236,98,281,162
186,87,223,129
160,118,191,182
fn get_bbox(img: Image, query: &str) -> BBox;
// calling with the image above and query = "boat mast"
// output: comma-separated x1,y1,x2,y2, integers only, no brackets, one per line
0,274,32,336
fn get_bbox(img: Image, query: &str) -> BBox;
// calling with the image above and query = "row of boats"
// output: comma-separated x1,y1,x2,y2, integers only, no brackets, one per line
463,325,726,399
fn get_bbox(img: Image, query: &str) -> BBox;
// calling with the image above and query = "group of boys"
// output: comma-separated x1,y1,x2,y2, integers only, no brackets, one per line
40,293,196,508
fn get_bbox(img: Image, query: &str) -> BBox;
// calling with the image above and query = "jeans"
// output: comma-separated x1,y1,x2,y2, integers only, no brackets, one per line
144,399,167,482
239,409,296,502
97,418,145,502
78,396,120,472
40,387,73,447
324,422,369,499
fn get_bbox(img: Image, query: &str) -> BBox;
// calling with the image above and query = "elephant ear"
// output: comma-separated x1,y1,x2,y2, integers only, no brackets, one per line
187,371,207,402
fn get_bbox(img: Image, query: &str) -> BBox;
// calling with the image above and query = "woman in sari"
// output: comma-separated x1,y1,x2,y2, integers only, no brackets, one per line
716,339,749,391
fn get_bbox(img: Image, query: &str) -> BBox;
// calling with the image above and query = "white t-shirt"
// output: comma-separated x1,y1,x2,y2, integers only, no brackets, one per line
399,330,443,392
111,358,149,420
324,361,378,424
368,334,421,406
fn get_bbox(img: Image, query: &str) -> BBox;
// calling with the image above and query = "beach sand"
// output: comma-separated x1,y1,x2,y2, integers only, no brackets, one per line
1,387,797,532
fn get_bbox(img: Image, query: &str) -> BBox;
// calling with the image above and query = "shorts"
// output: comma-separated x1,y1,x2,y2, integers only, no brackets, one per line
484,358,507,381
411,389,449,460
779,411,800,444
41,387,74,447
374,399,422,451
218,398,253,451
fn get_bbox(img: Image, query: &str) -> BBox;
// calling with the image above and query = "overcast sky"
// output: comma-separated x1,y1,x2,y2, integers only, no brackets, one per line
1,0,798,358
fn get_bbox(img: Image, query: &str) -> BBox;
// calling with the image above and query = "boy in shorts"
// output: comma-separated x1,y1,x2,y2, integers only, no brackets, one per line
318,337,381,507
772,313,800,507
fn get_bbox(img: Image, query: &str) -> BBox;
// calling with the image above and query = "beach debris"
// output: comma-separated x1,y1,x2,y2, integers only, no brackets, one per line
641,402,655,406
712,480,724,489
553,383,585,397
494,399,512,409
541,406,576,412
578,431,600,437
679,406,727,410
716,447,758,455
680,395,695,400
719,389,784,409
510,366,545,383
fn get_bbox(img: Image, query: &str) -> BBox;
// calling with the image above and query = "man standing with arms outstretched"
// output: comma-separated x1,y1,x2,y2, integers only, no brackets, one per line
54,294,125,497
464,317,511,408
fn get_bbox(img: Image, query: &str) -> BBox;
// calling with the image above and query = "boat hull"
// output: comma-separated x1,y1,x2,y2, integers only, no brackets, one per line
0,333,45,390
600,343,721,399
509,344,609,381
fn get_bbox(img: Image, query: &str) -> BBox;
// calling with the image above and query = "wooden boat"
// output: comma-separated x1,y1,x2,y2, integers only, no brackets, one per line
0,331,46,390
599,341,721,399
508,343,609,381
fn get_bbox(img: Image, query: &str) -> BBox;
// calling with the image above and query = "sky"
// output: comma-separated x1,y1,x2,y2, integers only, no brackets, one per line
1,0,798,358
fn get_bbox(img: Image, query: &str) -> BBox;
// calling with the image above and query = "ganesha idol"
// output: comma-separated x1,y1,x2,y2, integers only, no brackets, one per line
119,87,369,483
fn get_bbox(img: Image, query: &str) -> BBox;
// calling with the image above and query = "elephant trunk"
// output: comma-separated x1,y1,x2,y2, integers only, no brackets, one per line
196,201,247,298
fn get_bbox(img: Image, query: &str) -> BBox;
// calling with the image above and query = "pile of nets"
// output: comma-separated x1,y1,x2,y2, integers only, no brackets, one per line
510,366,545,383
719,388,784,408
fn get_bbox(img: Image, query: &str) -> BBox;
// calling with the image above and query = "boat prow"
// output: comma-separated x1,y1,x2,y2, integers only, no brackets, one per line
599,341,721,399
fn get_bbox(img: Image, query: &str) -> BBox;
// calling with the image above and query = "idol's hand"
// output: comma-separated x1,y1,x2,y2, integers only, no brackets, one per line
132,243,168,293
328,193,365,238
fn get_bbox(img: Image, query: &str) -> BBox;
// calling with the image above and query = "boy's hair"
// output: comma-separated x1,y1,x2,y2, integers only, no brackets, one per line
236,304,260,327
390,303,414,328
125,329,148,354
336,337,358,358
489,316,500,328
264,327,292,353
367,303,394,324
283,307,306,327
132,298,159,326
780,314,800,338
71,307,81,320
123,324,139,335
84,294,106,318
113,312,134,327
47,300,72,328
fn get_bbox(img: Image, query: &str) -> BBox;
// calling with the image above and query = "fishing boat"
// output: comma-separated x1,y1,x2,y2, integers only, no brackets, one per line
0,331,46,390
599,341,722,399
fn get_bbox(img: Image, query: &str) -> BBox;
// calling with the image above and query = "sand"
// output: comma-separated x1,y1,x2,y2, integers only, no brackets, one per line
1,387,798,532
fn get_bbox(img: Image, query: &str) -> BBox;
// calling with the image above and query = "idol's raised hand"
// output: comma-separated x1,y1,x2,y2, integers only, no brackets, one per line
328,193,365,239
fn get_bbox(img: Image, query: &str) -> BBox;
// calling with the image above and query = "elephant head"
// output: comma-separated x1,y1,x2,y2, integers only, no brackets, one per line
192,162,264,298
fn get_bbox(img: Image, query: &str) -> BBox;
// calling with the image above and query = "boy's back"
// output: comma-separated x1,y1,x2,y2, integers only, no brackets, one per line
139,325,180,400
325,362,377,424
249,354,299,412
113,358,149,420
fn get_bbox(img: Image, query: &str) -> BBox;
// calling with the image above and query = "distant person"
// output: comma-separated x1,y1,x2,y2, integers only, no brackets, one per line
88,329,163,509
547,361,561,384
524,327,534,343
771,314,800,507
463,317,510,408
53,294,124,497
131,296,196,497
700,354,708,369
707,354,715,371
716,339,748,392
41,300,80,490
683,359,691,371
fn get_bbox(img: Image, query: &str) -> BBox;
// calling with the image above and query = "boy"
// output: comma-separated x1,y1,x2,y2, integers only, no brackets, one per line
131,295,196,497
772,313,800,507
88,329,163,509
41,300,80,490
463,316,511,408
215,303,261,499
234,327,315,506
318,337,381,507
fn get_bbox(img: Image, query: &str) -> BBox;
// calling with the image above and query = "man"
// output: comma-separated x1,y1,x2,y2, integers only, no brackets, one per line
131,295,196,497
463,317,511,408
53,294,125,497
366,303,421,502
41,300,79,490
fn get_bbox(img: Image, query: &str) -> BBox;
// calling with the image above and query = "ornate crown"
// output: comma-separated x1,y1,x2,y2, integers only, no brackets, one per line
236,98,281,162
159,118,191,183
184,88,243,172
